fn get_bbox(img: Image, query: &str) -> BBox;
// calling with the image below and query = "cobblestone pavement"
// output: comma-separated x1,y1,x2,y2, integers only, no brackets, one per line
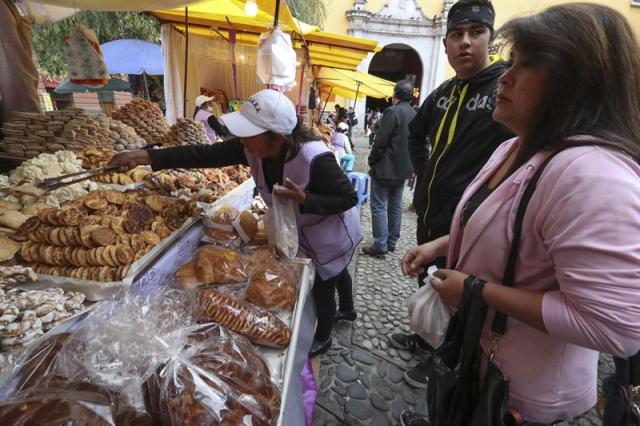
311,135,610,426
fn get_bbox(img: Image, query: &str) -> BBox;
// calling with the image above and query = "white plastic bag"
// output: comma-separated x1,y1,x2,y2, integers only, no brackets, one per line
267,185,298,259
407,266,452,349
257,27,297,89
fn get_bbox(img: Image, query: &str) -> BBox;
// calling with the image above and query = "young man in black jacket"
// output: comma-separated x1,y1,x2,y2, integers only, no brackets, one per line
391,0,514,401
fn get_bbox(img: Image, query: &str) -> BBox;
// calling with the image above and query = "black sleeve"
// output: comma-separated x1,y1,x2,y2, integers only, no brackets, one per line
148,138,248,170
301,154,357,215
206,115,232,138
368,108,397,166
408,92,435,174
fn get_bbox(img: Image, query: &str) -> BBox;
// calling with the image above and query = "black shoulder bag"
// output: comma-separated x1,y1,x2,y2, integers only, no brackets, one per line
426,150,565,426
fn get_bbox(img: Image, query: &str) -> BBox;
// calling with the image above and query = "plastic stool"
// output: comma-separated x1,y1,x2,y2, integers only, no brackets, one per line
348,172,370,207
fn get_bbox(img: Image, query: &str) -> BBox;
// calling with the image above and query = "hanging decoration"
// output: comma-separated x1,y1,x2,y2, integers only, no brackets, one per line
62,26,109,86
256,26,297,92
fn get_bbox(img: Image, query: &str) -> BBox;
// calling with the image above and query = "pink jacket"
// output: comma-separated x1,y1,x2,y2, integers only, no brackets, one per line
448,138,640,423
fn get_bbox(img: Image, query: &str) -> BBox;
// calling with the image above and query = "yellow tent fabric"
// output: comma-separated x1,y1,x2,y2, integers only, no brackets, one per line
316,67,395,100
152,0,379,70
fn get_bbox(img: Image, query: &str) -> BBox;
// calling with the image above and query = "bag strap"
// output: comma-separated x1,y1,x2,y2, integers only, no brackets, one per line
491,150,565,336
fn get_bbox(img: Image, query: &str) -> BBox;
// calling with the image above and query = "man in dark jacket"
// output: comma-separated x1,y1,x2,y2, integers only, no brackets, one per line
392,0,514,409
362,80,416,256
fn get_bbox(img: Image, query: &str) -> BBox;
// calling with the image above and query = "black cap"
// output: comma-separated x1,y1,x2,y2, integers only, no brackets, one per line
447,0,496,34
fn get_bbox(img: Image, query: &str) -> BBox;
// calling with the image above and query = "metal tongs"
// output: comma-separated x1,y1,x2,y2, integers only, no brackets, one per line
36,165,121,191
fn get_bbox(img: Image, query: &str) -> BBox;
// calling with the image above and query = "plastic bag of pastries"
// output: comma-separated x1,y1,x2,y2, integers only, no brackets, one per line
245,248,300,311
175,245,247,289
205,206,239,232
197,288,291,348
232,209,259,243
202,227,242,248
142,323,280,426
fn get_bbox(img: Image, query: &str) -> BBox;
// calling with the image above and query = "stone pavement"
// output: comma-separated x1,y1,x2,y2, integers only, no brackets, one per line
311,135,610,426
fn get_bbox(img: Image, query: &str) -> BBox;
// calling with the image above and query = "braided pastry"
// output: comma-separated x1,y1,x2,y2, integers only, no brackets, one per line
197,289,291,348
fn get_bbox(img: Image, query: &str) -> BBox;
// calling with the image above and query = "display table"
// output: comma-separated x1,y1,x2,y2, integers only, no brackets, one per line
130,178,317,426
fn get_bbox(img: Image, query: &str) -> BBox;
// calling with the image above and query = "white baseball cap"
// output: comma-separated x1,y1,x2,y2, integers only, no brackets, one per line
337,122,349,131
220,89,297,137
195,95,215,107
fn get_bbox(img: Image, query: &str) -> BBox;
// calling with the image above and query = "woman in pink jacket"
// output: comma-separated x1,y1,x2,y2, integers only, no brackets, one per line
400,4,640,425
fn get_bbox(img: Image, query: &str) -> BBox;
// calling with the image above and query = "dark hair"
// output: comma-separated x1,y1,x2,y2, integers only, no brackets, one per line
394,80,414,101
268,117,322,158
497,2,640,169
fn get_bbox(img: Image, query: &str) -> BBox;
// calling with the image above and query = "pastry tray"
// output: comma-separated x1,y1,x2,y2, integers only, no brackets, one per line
25,217,201,301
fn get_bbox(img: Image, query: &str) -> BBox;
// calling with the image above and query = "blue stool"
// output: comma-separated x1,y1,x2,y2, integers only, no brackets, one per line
348,172,370,207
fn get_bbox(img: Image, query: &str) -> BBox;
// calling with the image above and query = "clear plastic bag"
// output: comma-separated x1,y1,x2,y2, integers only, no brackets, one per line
257,27,297,89
407,266,452,349
54,288,194,392
197,288,291,348
174,245,248,289
268,185,298,259
142,323,281,426
245,247,300,311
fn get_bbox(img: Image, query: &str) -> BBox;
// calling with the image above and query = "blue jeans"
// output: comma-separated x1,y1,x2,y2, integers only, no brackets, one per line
370,178,404,252
340,154,355,172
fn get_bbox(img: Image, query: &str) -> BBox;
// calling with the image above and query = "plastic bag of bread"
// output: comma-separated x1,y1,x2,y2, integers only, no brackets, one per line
54,288,193,392
245,247,300,311
142,323,280,426
205,206,239,232
197,288,291,348
232,209,259,243
175,245,247,289
201,226,242,247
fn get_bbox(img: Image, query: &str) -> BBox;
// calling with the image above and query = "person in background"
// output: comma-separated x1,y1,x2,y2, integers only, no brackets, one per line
347,106,358,138
330,122,355,172
400,3,640,425
389,0,512,388
335,107,349,127
193,95,221,142
109,89,362,359
361,80,416,257
368,113,379,147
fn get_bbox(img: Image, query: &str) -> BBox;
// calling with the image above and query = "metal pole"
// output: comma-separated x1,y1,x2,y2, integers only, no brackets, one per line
318,85,332,125
183,6,189,118
142,71,150,100
273,0,281,27
353,81,361,107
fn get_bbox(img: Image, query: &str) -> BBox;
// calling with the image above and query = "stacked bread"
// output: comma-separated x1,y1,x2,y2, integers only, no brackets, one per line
75,147,151,186
0,288,85,347
0,110,146,159
112,99,169,144
12,190,198,282
175,245,247,288
246,248,298,311
0,151,98,213
161,118,211,147
149,166,250,204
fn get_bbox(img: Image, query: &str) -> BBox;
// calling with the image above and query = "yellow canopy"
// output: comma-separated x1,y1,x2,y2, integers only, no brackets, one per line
152,0,380,70
316,67,395,100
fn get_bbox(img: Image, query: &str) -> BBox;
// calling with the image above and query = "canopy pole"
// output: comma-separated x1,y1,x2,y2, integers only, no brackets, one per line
273,0,281,27
229,30,239,100
142,71,150,100
318,85,332,125
296,49,309,115
183,6,189,118
353,81,361,107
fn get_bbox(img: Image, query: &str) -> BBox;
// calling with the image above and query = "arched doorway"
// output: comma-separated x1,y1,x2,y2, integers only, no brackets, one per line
366,43,423,114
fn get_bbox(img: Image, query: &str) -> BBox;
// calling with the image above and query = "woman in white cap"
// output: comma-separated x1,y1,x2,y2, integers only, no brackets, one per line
110,89,363,358
331,121,355,172
193,94,222,142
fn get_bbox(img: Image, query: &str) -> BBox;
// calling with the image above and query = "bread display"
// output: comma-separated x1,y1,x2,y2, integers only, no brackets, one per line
161,118,211,147
245,248,299,311
12,190,199,282
0,265,37,286
0,236,21,261
0,151,99,210
175,245,247,288
75,146,151,186
142,324,280,426
112,99,170,145
0,397,114,426
0,109,145,159
197,288,291,348
0,287,84,348
147,166,251,204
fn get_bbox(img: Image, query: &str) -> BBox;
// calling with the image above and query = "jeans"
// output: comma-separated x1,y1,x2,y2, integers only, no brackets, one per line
370,178,404,252
312,268,354,342
340,154,355,172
